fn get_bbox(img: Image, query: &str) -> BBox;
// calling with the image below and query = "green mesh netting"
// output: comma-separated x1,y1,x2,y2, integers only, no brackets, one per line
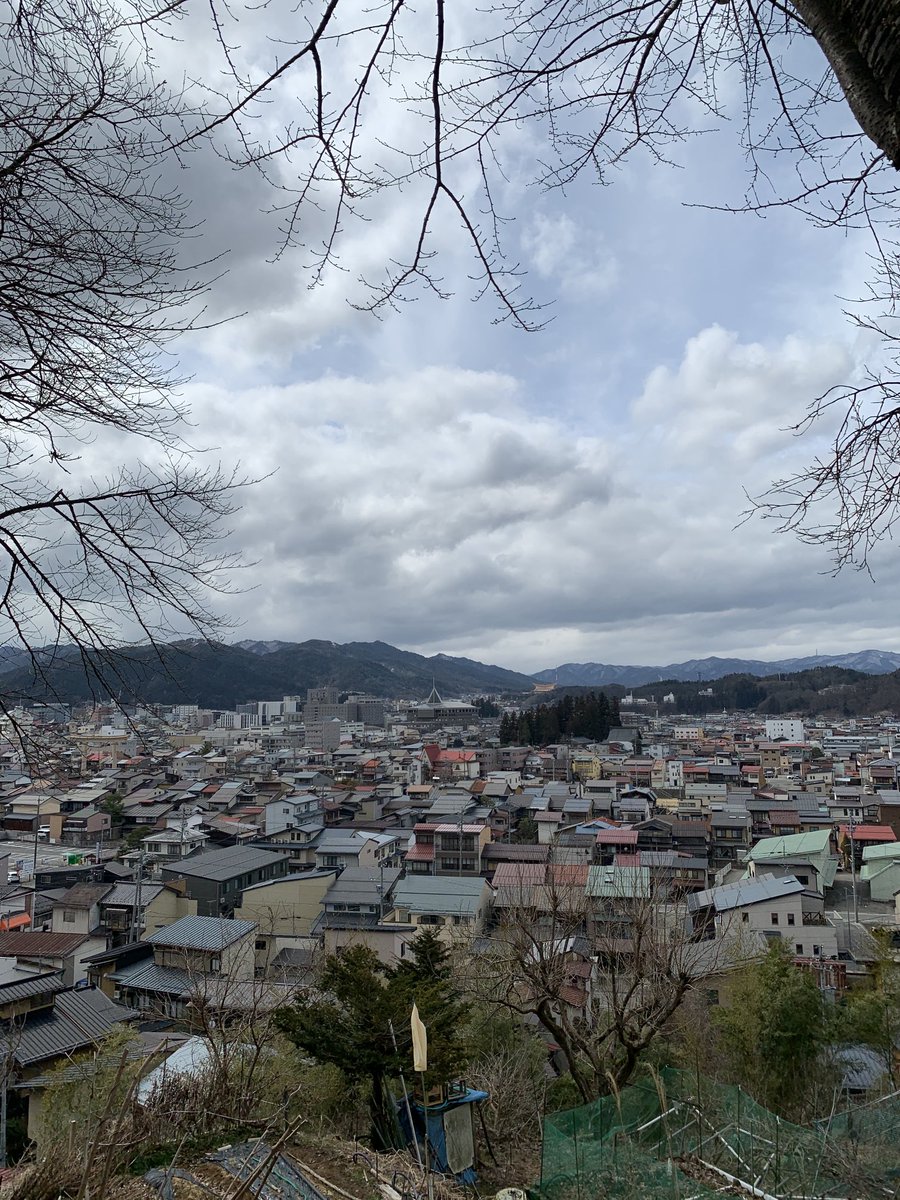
533,1069,900,1200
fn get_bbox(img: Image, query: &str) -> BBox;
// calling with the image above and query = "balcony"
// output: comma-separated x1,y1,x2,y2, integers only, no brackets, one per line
802,911,827,926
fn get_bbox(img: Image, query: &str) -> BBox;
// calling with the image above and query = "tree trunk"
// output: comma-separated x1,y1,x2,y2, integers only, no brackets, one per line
536,1000,595,1104
789,0,900,166
368,1071,405,1151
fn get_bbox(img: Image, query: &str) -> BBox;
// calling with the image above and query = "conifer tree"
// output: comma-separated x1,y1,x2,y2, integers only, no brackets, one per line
275,932,469,1147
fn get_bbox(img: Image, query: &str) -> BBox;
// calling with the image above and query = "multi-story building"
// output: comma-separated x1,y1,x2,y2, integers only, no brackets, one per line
405,822,492,876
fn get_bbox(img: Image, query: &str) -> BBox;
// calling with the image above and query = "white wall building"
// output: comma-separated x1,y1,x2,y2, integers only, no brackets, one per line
765,719,805,742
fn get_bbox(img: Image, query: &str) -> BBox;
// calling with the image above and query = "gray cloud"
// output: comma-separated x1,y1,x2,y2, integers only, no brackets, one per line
47,10,898,675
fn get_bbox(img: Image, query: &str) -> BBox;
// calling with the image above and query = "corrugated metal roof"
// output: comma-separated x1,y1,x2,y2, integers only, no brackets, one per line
749,829,832,858
0,970,65,1003
161,845,289,881
112,961,191,995
324,867,401,906
102,883,165,908
392,875,489,917
688,873,804,914
147,915,257,951
6,988,137,1067
405,844,434,862
0,933,89,957
585,865,651,899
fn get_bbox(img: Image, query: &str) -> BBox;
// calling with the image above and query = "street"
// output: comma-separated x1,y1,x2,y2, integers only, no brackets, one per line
828,870,896,926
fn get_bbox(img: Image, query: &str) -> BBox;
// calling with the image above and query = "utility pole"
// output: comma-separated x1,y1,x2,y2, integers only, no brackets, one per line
0,1056,8,1167
849,815,859,924
130,851,144,943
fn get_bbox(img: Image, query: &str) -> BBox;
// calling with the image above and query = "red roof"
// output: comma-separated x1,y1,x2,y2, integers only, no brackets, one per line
405,843,435,862
547,864,590,885
614,854,642,868
438,750,476,762
597,830,638,845
558,985,588,1008
839,824,896,842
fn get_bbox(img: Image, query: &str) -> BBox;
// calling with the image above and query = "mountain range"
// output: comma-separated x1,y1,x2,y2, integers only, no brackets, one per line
3,640,900,709
0,639,534,708
532,650,900,687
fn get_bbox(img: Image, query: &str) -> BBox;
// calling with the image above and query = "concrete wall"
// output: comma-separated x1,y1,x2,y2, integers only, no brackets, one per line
236,873,336,938
323,923,416,964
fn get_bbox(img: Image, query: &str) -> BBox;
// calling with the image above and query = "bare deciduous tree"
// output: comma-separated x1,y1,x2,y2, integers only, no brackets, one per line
0,0,246,715
469,862,734,1103
173,0,900,565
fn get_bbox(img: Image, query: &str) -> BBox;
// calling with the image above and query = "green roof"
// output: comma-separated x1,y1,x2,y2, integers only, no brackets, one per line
747,829,832,859
746,829,837,888
586,865,650,899
861,841,900,862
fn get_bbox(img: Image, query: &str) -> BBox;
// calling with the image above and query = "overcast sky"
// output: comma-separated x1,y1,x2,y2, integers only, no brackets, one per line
115,6,900,675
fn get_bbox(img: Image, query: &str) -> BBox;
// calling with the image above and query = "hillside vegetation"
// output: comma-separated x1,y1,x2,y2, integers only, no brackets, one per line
0,640,534,707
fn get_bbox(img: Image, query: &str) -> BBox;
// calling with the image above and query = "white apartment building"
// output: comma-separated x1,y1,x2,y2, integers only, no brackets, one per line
764,719,805,742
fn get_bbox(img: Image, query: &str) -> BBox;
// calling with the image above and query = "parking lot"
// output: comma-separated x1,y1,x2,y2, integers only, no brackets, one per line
0,838,81,881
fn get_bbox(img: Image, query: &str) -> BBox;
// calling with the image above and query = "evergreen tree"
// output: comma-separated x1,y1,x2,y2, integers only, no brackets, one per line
275,932,469,1148
715,943,828,1117
597,692,611,740
391,929,469,1087
513,813,539,844
275,945,403,1147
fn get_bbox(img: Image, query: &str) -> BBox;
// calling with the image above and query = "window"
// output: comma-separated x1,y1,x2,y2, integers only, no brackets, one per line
771,913,779,925
796,944,804,955
787,913,795,926
255,939,266,950
813,944,821,956
63,909,76,923
741,913,749,923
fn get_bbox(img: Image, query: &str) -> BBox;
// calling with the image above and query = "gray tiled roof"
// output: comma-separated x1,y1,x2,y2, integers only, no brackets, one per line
147,914,257,951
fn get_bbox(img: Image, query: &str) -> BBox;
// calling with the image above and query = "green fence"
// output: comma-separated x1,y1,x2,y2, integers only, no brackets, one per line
534,1069,900,1200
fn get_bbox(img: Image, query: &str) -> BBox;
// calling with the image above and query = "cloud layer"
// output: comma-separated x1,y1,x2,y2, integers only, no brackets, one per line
39,7,900,676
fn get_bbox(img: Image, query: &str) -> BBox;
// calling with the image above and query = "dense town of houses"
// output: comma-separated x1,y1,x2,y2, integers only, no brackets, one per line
0,685,898,1135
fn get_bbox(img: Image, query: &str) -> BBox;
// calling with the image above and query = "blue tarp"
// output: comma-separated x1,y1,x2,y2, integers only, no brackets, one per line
397,1087,489,1184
